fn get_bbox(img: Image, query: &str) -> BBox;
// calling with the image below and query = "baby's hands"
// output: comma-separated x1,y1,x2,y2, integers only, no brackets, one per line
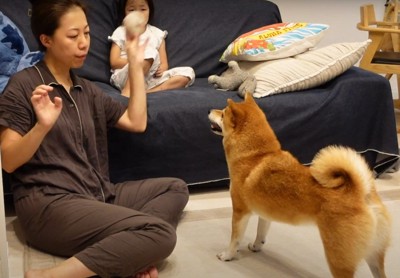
154,64,167,77
31,85,63,130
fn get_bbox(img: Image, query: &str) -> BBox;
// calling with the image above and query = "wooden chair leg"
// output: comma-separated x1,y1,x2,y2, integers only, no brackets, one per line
395,77,399,132
395,99,400,109
396,74,400,109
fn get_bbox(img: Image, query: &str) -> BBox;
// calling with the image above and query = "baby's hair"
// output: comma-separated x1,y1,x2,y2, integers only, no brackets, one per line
30,0,87,51
118,0,154,25
146,0,154,23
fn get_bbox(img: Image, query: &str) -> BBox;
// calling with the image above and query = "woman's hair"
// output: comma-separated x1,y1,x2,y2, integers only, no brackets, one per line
30,0,87,51
119,0,154,25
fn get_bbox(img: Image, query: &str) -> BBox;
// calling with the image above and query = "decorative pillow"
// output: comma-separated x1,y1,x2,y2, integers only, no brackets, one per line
0,11,29,56
0,11,42,93
238,40,370,98
17,51,44,72
220,22,329,63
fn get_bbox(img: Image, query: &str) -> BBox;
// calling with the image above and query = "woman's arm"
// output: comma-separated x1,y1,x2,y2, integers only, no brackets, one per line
115,35,148,132
1,125,46,173
0,85,62,173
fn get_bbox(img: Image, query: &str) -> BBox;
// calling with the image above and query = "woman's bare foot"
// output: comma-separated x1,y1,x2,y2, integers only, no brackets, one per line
24,257,96,278
135,266,158,278
25,269,50,278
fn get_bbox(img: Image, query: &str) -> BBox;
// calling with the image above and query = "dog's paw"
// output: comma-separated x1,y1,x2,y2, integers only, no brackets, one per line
217,251,235,261
248,241,264,252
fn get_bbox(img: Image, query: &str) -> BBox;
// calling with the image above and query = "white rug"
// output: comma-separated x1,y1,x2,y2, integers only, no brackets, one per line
6,189,400,277
160,199,400,278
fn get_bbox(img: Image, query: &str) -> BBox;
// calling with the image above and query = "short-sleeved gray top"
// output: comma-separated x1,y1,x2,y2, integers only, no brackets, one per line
0,61,126,201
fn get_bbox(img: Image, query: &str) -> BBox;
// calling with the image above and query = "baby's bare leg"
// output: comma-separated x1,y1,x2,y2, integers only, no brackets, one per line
147,76,190,93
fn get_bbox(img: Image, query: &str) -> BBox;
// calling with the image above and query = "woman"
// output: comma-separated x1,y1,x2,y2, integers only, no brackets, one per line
0,0,189,277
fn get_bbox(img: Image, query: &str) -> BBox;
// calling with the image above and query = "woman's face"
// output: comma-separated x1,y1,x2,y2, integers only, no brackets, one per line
42,6,90,69
125,0,150,24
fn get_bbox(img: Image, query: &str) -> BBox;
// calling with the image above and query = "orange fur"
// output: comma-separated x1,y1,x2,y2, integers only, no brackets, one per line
208,93,391,278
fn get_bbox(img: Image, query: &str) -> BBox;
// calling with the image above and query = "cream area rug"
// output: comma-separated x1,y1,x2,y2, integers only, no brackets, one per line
160,199,400,278
6,189,400,278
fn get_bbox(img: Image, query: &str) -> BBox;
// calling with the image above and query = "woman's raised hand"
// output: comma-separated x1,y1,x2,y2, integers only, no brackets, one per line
31,85,63,131
125,33,148,70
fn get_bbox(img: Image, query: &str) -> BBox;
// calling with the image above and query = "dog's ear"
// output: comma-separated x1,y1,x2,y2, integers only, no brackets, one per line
226,101,245,129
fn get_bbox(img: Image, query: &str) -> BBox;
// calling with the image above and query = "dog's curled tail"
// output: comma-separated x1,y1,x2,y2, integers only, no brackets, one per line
310,145,373,193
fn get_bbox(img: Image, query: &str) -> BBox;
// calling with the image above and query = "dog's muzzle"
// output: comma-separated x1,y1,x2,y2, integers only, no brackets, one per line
210,121,222,133
208,110,223,135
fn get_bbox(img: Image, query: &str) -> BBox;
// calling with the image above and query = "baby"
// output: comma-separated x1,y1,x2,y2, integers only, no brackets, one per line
109,0,195,96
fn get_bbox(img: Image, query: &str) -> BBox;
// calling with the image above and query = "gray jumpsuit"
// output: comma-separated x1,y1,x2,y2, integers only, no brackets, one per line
0,61,189,277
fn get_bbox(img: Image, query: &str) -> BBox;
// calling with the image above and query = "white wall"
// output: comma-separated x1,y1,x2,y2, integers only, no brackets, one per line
272,0,385,47
271,0,399,98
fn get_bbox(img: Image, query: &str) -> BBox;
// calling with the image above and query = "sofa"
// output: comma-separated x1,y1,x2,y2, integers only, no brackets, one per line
1,0,399,194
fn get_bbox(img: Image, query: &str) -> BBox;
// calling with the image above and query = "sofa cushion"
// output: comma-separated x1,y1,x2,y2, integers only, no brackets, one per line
238,40,370,98
74,0,120,83
220,22,329,62
2,0,281,83
152,0,282,78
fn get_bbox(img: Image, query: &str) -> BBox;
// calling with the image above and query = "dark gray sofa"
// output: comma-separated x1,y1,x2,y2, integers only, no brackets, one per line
1,0,399,194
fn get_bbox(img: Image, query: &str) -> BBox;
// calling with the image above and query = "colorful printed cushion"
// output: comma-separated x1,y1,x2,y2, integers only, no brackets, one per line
220,22,329,62
238,40,370,98
0,11,42,93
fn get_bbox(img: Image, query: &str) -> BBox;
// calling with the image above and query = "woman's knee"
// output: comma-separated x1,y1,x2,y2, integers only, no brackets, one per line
157,221,177,257
169,177,189,204
124,220,177,271
171,177,188,191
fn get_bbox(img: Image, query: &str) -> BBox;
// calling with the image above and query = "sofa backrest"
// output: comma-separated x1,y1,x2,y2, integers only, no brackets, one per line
1,0,121,84
1,0,281,82
152,0,282,77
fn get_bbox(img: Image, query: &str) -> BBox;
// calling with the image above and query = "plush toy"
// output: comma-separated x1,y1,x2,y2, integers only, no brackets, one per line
208,60,257,98
123,11,146,38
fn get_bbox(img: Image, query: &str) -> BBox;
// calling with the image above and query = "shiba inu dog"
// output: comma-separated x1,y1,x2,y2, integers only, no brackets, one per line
208,93,391,278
